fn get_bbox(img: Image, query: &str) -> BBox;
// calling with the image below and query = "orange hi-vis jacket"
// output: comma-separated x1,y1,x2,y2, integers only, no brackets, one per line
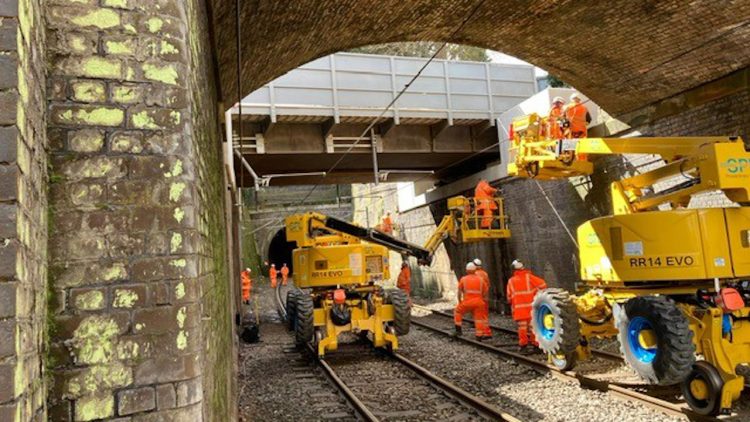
475,269,490,300
382,216,393,233
564,102,588,137
459,273,488,300
547,105,564,139
269,267,277,281
474,180,498,210
241,270,252,302
397,266,411,294
507,269,547,321
281,266,289,279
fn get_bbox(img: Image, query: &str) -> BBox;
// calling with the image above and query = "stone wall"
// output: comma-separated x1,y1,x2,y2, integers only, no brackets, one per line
44,0,234,420
0,0,49,420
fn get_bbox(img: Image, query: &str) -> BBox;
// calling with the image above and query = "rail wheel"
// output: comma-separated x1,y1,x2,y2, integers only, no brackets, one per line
550,351,577,371
532,288,580,362
386,289,411,335
295,293,314,346
616,296,695,385
681,361,724,416
286,289,300,331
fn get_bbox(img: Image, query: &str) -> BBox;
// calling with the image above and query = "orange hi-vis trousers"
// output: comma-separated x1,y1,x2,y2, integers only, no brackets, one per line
516,319,537,347
454,297,489,338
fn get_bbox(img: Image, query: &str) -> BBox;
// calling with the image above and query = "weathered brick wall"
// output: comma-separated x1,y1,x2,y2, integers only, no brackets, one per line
184,0,236,419
44,0,234,420
0,0,49,420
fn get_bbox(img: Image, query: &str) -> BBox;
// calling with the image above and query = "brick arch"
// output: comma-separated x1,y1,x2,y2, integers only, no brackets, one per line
212,0,750,115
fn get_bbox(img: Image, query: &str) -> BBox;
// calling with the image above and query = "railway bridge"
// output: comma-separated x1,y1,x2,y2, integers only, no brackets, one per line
0,0,748,420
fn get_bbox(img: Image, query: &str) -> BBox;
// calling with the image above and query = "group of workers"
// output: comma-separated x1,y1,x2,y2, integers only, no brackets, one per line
545,92,591,140
453,258,547,350
393,251,548,350
239,263,290,304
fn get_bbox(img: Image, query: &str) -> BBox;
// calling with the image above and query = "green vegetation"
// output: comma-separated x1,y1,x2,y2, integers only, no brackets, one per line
351,42,490,62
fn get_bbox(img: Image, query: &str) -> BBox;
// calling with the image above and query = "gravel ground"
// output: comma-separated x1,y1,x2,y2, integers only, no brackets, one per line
239,279,358,421
238,285,749,420
326,345,486,421
397,326,682,422
413,297,750,418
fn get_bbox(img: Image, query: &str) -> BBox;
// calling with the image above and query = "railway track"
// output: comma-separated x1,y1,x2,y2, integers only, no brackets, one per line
410,306,717,421
276,285,521,421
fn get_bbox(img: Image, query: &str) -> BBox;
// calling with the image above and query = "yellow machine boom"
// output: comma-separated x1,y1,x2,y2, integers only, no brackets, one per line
510,112,750,416
284,195,510,357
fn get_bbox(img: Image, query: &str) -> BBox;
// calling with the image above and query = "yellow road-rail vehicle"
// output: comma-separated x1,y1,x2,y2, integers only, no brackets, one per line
284,195,510,358
509,112,750,415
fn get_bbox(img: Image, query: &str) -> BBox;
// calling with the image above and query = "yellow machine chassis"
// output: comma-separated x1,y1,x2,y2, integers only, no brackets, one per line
509,113,750,413
312,292,398,357
563,291,750,412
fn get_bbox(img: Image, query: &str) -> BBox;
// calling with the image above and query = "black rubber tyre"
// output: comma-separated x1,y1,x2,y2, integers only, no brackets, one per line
531,288,580,357
616,296,695,385
681,361,724,416
295,293,314,346
286,289,300,331
385,289,410,335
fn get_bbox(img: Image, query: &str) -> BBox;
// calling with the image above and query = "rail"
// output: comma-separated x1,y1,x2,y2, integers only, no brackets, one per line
413,305,622,361
410,317,716,422
276,284,522,421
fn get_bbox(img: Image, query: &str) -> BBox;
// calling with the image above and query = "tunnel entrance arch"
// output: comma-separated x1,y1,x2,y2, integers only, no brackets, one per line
268,228,296,275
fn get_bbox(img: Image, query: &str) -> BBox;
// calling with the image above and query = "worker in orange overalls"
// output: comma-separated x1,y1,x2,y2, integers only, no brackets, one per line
547,96,565,139
269,263,278,288
564,93,590,139
241,267,252,304
454,262,490,340
474,179,498,229
382,212,394,235
280,263,289,286
397,261,411,301
507,259,547,350
473,258,492,338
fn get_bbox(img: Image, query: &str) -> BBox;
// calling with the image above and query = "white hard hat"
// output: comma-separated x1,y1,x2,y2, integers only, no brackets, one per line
552,96,564,104
466,262,477,272
245,268,251,272
473,258,482,267
511,259,524,270
271,263,275,267
570,93,581,101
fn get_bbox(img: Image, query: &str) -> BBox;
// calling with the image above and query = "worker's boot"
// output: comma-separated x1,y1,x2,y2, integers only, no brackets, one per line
453,325,462,337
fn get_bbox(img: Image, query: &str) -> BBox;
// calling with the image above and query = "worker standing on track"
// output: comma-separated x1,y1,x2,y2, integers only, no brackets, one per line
507,259,547,351
269,263,278,288
474,179,498,229
397,261,411,302
547,96,565,139
241,267,252,304
280,263,289,286
473,258,492,338
454,262,490,340
564,93,591,139
382,212,394,235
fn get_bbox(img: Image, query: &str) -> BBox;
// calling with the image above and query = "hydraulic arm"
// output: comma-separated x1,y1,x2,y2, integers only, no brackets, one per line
507,112,750,416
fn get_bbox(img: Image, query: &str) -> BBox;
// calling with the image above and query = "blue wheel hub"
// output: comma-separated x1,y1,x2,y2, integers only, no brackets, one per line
627,316,657,363
536,304,555,340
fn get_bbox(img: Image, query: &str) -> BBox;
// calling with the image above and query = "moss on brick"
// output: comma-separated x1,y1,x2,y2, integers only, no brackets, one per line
112,289,138,308
142,63,179,85
81,57,122,79
75,290,105,311
130,110,158,129
146,17,163,33
71,9,120,30
104,40,134,55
